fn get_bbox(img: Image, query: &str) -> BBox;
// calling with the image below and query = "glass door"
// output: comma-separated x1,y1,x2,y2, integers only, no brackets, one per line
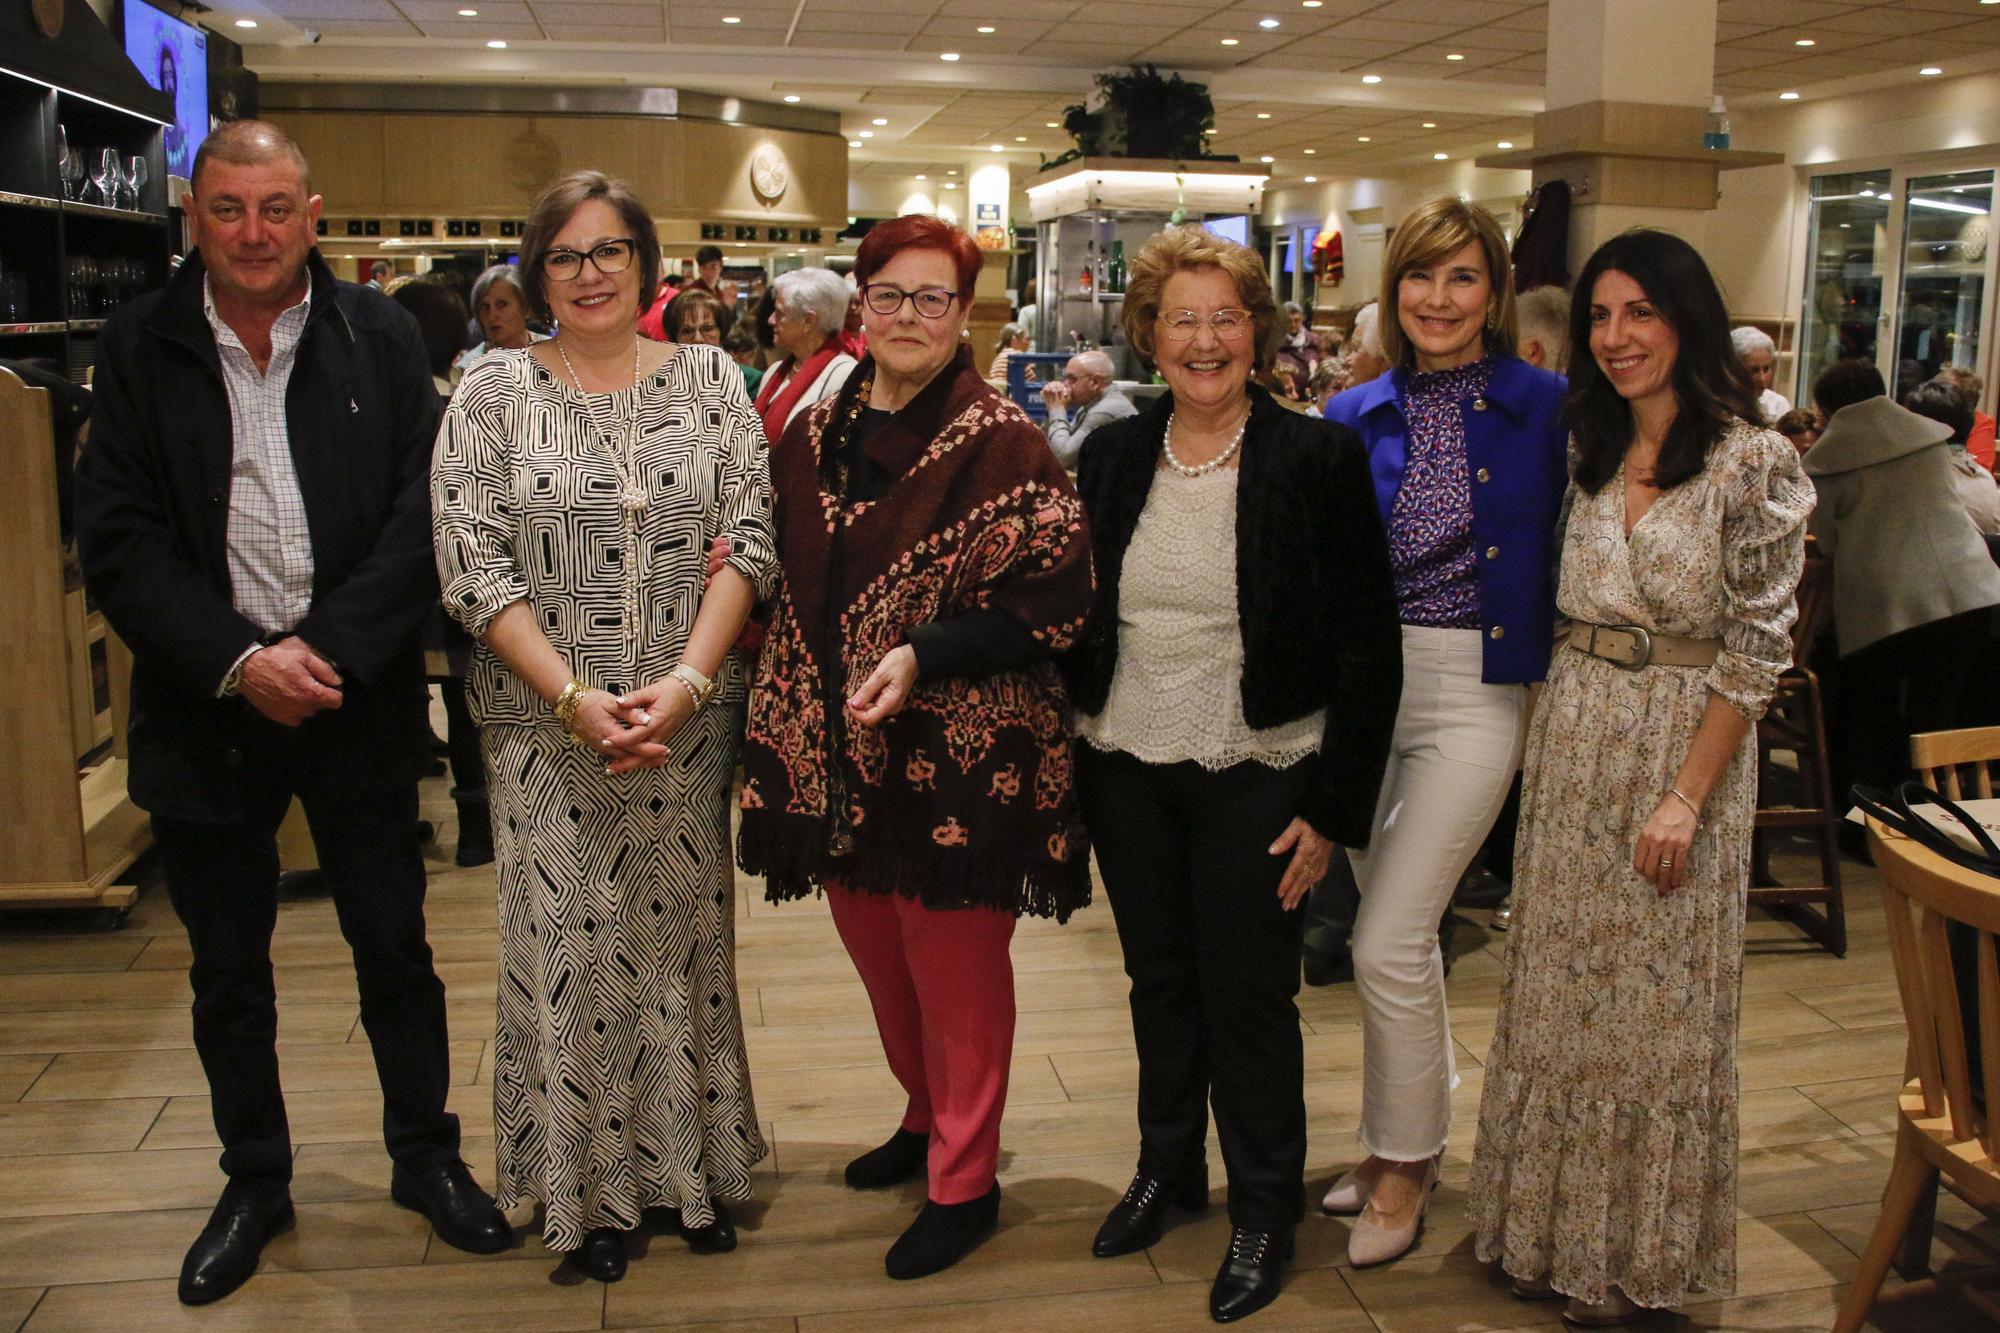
1891,168,1995,400
1799,169,1892,402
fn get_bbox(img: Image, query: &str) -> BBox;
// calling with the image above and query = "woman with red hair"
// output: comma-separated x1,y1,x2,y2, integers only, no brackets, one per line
737,215,1095,1279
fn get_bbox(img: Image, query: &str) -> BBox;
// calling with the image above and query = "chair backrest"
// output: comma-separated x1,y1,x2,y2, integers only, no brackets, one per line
1911,726,2000,801
1864,819,2000,1158
1788,541,1833,675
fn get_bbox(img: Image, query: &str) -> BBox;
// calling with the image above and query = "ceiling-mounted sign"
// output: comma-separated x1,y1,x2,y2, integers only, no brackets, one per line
750,144,790,204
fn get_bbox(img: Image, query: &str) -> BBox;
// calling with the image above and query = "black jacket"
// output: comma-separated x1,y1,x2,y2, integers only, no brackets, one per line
74,249,442,820
1065,385,1402,846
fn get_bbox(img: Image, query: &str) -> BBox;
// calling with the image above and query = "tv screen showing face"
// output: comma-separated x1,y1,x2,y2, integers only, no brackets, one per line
123,2,208,182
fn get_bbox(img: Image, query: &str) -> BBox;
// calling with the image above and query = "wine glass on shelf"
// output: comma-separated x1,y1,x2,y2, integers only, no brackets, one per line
90,149,116,208
123,155,149,212
58,127,84,201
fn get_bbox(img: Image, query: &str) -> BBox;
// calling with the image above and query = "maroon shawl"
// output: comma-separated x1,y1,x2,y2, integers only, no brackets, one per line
736,347,1094,921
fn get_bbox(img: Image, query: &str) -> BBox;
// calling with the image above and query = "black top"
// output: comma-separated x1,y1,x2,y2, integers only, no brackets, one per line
1063,383,1404,846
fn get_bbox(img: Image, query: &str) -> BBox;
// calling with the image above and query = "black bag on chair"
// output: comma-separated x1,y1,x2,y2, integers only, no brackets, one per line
1848,781,1998,1109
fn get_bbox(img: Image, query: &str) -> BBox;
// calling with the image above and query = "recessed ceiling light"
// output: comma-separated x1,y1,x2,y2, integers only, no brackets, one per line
1303,175,1317,183
1421,121,1437,128
722,15,740,23
915,174,926,180
871,117,888,125
1015,135,1027,141
486,39,507,48
1433,152,1448,160
990,143,1003,151
944,182,958,189
1045,121,1060,128
1302,0,1321,7
857,130,874,138
1361,74,1382,84
1256,112,1271,119
977,25,995,33
1357,135,1371,142
1259,17,1280,28
1778,91,1799,100
1920,66,1943,75
1221,38,1239,46
456,7,476,14
1794,38,1815,46
783,94,801,103
947,169,958,174
1445,52,1464,61
941,51,960,60
848,140,862,147
1303,148,1316,154
235,17,257,26
1497,140,1513,148
1260,155,1274,163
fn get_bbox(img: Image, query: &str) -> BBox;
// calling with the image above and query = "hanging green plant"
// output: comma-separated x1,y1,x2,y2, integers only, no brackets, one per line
1044,64,1218,169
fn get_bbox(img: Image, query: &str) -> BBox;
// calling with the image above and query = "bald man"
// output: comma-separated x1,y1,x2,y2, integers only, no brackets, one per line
1039,349,1136,467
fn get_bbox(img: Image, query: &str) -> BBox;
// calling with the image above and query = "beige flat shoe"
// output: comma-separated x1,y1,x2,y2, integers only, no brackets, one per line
1511,1273,1561,1300
1345,1157,1437,1267
1562,1288,1639,1326
1320,1165,1373,1216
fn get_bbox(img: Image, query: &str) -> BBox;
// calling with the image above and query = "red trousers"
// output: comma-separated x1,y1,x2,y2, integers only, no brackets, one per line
827,885,1018,1203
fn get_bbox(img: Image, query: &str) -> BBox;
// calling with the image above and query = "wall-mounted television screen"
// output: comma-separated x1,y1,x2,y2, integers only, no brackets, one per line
122,1,208,181
1204,214,1250,246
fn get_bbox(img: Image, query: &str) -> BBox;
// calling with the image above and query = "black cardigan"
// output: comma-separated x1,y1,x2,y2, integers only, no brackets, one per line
1065,384,1402,846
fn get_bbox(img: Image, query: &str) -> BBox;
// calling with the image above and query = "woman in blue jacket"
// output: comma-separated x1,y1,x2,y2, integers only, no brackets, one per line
1319,196,1568,1268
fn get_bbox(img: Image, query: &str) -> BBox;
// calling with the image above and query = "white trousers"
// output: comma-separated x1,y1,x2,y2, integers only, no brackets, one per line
1345,625,1527,1162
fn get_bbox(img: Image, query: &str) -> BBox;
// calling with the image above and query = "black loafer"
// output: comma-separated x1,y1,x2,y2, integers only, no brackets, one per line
674,1202,737,1254
1092,1168,1209,1257
884,1184,1000,1280
1209,1225,1294,1323
569,1227,627,1282
178,1182,294,1305
390,1160,512,1254
844,1127,928,1189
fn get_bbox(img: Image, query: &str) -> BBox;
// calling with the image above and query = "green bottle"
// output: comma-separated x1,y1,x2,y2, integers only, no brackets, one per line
1109,241,1126,293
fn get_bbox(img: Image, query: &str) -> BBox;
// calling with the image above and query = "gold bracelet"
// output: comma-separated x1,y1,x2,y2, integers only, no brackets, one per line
551,678,588,729
1668,786,1703,823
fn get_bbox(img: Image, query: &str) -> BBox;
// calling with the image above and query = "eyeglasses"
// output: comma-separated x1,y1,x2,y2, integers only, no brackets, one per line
543,239,636,282
1157,308,1254,340
861,283,960,319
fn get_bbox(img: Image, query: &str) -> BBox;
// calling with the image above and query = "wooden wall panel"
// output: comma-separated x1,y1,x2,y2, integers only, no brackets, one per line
282,112,385,213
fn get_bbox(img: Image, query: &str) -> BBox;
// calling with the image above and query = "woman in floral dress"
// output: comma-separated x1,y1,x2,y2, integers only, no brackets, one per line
1468,230,1814,1326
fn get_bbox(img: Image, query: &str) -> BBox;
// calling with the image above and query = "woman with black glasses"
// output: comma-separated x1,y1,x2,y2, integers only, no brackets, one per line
432,171,776,1284
1066,226,1401,1324
737,214,1094,1282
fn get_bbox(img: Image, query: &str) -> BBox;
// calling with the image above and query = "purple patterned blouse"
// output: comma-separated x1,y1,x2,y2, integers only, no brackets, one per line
1386,356,1492,628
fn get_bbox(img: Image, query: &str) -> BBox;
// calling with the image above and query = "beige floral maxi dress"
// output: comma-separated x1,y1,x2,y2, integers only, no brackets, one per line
1469,420,1814,1308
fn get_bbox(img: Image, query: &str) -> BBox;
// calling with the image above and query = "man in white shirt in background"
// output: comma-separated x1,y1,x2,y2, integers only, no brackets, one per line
1040,348,1136,468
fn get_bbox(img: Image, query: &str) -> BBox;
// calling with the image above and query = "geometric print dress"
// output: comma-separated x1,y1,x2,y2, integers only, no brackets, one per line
431,343,777,1253
1468,420,1813,1308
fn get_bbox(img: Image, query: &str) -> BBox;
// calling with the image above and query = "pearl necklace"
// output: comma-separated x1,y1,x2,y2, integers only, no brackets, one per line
1162,409,1248,477
553,336,648,514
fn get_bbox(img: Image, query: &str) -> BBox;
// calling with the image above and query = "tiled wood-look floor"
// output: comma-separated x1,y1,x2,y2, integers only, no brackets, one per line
0,785,1995,1331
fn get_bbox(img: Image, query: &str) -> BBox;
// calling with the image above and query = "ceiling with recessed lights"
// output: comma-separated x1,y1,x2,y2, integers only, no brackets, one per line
221,0,2000,181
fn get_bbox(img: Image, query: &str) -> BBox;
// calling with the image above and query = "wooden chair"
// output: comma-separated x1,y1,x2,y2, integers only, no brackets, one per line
1834,818,2000,1332
1913,726,2000,802
1751,541,1846,954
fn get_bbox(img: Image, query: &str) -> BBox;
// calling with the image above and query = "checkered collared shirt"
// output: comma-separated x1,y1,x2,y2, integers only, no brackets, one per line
204,276,315,640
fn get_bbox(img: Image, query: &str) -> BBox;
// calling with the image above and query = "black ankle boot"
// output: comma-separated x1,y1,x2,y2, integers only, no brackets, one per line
1209,1225,1293,1323
884,1184,999,1280
844,1127,927,1189
1092,1167,1209,1257
569,1227,626,1282
452,788,494,867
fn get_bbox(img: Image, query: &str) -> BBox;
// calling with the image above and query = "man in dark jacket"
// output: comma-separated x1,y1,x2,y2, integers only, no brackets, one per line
73,120,509,1306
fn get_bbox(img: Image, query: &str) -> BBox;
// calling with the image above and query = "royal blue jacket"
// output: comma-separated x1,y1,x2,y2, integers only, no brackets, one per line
1324,355,1569,683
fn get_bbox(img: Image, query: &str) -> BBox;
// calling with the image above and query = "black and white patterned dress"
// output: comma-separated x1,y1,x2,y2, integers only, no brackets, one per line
432,343,776,1252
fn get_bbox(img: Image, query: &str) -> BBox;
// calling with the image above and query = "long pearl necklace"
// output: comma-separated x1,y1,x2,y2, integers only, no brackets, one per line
1162,409,1249,477
554,335,649,637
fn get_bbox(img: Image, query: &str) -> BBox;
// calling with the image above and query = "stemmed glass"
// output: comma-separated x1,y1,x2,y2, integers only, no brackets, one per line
123,155,148,212
57,125,84,201
89,149,116,208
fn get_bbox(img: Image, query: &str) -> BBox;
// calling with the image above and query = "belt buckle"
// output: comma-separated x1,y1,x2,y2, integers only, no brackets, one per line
1593,623,1652,670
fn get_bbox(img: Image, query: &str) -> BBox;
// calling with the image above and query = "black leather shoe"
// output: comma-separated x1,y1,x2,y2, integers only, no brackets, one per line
1092,1168,1209,1257
844,1127,927,1189
390,1160,512,1254
1209,1226,1293,1323
453,792,494,867
884,1184,1000,1280
178,1182,294,1305
568,1227,627,1282
673,1202,737,1254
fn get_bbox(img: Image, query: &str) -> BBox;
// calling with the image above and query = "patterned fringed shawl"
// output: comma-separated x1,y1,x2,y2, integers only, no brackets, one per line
736,347,1095,921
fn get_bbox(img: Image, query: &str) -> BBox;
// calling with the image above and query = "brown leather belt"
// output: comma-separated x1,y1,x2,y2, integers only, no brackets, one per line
1566,621,1721,670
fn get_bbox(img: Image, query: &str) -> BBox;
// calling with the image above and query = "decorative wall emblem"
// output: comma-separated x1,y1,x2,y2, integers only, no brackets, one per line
750,144,789,204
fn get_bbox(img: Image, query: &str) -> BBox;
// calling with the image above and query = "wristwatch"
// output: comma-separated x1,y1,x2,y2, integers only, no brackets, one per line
669,662,718,710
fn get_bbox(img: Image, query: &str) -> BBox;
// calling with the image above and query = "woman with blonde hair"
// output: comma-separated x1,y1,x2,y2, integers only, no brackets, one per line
1068,224,1401,1322
1321,196,1569,1267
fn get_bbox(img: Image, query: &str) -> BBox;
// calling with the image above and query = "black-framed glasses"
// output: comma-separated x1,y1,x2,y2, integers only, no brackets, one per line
543,239,636,282
861,283,959,319
1158,308,1254,340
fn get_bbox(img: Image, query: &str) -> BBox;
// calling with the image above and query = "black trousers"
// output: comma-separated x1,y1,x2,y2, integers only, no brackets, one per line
439,677,484,794
1077,745,1314,1232
1830,607,2000,803
151,752,459,1188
